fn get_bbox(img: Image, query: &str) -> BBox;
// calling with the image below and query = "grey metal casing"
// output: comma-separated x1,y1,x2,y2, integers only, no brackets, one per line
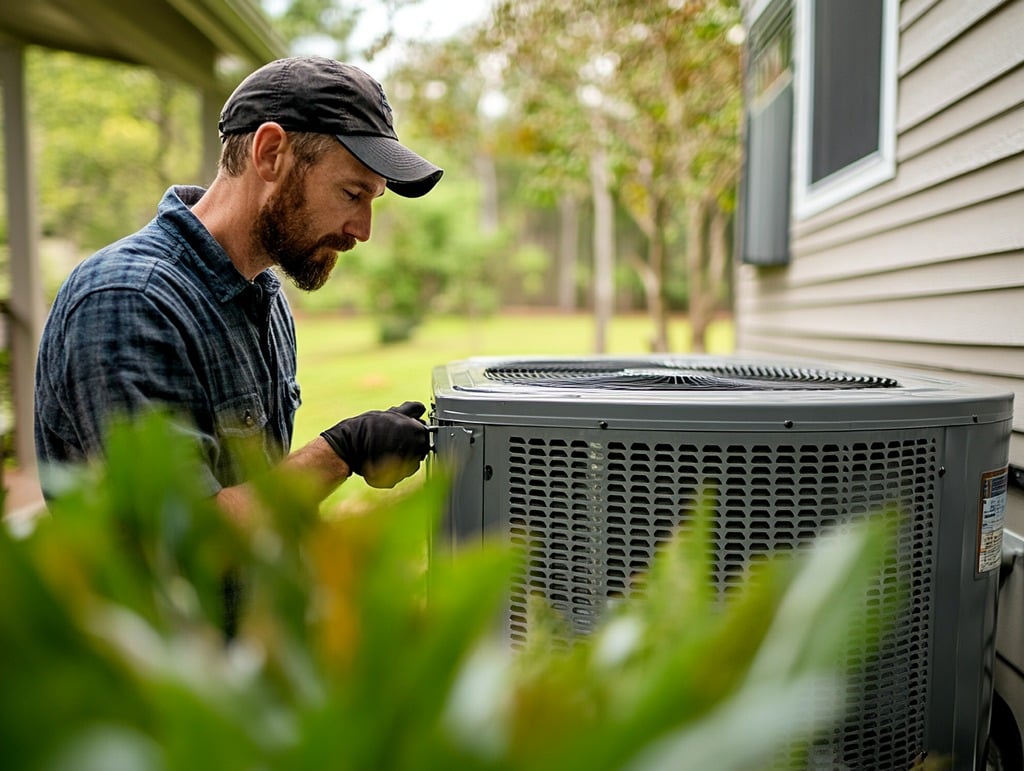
430,355,1014,770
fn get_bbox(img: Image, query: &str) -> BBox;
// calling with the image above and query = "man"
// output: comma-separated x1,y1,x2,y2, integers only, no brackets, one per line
34,56,443,523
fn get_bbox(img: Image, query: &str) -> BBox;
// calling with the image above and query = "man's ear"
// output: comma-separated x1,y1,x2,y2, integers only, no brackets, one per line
251,122,290,182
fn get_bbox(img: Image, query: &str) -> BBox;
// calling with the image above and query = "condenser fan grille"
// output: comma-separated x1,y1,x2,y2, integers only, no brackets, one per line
483,360,900,390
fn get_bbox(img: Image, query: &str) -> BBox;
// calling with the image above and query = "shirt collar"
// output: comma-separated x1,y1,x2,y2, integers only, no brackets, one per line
157,185,282,303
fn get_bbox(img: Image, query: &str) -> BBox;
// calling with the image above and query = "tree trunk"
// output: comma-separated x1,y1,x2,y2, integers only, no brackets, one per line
557,194,579,312
645,223,669,352
475,151,500,235
632,256,668,352
707,204,730,324
591,148,614,354
467,151,500,351
685,198,708,353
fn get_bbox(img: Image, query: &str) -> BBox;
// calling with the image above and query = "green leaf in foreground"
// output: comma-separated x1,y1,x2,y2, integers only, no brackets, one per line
4,413,895,770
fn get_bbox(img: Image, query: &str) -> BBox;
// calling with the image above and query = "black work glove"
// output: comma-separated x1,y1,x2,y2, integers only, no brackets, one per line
321,401,430,489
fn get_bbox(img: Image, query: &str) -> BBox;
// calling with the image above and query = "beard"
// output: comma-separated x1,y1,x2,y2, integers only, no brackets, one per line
253,167,356,291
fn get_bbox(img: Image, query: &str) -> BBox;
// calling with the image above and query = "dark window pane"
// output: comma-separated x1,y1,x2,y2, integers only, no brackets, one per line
810,0,883,184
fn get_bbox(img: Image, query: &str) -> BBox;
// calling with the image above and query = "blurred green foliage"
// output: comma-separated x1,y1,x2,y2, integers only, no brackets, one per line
26,50,201,252
1,412,894,770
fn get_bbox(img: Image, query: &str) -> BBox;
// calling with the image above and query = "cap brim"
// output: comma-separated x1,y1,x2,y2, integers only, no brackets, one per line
336,135,443,198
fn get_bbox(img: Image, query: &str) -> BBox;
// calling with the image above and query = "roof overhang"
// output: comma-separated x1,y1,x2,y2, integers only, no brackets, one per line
0,0,287,94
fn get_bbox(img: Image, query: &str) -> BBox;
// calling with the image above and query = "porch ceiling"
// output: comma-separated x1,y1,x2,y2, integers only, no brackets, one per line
0,0,286,92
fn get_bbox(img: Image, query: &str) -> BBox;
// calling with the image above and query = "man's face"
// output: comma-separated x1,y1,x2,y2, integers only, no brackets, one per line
254,141,386,292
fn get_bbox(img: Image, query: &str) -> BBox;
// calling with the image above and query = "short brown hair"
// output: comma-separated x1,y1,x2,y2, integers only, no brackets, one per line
218,131,338,177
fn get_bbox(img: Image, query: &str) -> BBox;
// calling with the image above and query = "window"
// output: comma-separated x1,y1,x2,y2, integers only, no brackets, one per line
793,0,898,219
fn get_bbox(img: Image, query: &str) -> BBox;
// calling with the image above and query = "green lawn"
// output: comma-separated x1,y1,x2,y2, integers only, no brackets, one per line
293,310,734,447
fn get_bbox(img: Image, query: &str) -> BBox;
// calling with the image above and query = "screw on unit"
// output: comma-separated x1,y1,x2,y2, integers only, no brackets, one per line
599,420,608,429
784,419,794,429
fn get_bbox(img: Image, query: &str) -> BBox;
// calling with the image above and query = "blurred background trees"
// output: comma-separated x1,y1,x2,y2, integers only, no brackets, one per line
10,0,742,352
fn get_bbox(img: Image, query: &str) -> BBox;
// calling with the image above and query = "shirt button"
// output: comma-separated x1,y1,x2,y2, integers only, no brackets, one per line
244,409,254,427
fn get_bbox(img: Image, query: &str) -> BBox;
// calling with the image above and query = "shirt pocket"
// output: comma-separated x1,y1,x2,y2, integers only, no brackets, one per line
286,379,302,418
213,392,268,439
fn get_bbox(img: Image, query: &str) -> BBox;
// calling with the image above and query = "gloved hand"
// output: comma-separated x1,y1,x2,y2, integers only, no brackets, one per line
321,401,430,489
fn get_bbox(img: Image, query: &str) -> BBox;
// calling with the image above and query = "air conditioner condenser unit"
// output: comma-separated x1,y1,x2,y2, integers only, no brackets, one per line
430,354,1014,770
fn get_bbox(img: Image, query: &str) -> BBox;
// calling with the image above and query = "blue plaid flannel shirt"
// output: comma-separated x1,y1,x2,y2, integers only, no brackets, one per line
34,186,301,498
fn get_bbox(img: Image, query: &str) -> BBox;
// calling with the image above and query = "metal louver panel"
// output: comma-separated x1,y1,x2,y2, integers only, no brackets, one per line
505,429,937,770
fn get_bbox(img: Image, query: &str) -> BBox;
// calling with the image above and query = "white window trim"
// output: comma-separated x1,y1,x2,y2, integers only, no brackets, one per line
792,0,899,220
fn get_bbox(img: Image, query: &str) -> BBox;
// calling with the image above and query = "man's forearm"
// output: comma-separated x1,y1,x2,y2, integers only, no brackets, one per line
215,436,352,528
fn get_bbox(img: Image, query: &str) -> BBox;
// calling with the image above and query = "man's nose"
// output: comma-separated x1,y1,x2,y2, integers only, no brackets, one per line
343,205,372,242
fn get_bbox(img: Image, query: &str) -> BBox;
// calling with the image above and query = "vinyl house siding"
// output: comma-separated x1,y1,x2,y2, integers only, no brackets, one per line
736,4,1024,755
735,0,1024,481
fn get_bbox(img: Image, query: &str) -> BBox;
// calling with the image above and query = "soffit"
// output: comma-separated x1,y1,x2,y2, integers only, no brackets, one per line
0,0,286,92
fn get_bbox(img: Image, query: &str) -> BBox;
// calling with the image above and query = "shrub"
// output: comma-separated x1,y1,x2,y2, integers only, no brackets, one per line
1,412,892,770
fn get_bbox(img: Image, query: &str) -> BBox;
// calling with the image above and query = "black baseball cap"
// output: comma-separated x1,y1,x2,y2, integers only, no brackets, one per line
219,56,443,198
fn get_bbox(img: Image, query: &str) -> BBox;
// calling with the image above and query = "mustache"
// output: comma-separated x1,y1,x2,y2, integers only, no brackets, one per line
319,234,357,253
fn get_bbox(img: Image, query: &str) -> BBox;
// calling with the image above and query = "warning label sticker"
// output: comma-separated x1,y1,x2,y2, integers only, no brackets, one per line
978,466,1008,574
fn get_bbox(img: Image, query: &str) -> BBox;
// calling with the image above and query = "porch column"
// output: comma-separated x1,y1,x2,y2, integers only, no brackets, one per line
1,43,46,469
